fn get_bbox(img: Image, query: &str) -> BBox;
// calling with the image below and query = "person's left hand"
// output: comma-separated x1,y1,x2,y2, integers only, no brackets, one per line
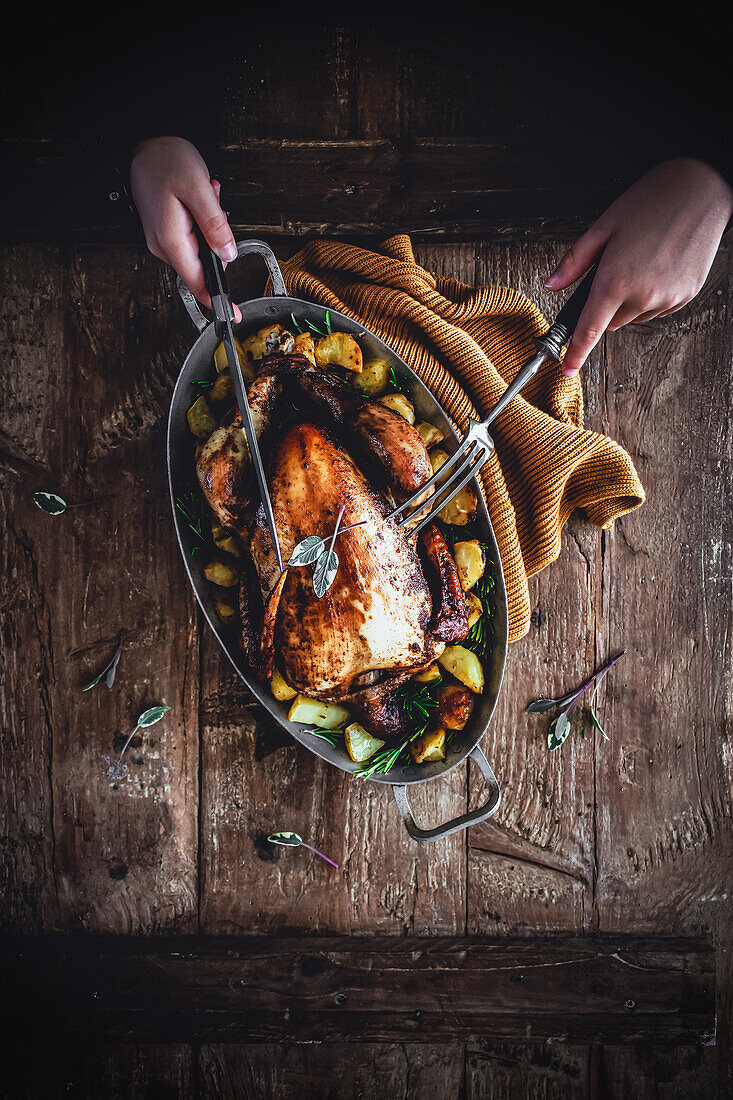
546,158,733,376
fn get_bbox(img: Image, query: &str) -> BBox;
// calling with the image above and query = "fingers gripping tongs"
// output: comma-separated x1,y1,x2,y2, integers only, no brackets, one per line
194,226,284,571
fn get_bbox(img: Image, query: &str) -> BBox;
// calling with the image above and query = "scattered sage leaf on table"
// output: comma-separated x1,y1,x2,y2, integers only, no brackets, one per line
267,831,339,868
33,491,67,515
529,653,625,752
547,711,572,751
83,639,123,691
116,705,171,767
268,831,302,846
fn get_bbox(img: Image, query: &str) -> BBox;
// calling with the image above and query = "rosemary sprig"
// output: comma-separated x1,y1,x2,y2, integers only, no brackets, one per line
388,365,411,397
191,378,214,390
175,490,207,554
309,727,344,747
394,677,443,722
355,722,428,779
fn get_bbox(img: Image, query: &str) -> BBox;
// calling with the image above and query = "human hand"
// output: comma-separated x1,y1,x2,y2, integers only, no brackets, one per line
130,136,241,320
546,158,733,376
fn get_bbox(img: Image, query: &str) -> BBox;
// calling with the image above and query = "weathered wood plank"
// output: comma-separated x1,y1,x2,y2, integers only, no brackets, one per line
198,634,467,935
198,1043,464,1100
466,1042,590,1099
0,245,201,932
1,935,715,1045
594,244,733,1089
1,1044,194,1100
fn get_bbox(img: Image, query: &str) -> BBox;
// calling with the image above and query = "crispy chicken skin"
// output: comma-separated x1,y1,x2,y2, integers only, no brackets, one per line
250,421,443,697
201,353,470,737
263,353,433,498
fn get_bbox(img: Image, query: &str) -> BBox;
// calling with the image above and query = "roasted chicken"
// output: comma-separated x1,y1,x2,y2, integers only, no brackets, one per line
196,351,470,738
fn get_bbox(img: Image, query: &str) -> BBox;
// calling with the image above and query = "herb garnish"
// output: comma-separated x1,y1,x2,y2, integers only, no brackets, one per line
388,365,411,397
191,378,214,391
527,652,625,751
83,638,123,691
288,507,370,598
33,491,67,515
289,310,332,337
394,676,443,723
116,705,171,766
267,831,339,868
175,490,207,554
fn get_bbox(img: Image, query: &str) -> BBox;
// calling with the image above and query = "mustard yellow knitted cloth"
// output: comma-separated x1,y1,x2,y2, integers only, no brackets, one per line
279,235,645,642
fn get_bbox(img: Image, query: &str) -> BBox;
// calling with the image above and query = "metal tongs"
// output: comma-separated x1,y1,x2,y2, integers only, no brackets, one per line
389,266,598,534
194,226,284,571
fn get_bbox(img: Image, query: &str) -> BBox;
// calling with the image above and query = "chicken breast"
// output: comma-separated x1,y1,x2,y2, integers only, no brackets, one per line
249,421,444,697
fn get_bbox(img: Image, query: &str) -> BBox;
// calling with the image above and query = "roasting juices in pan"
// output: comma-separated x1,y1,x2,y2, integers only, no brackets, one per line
185,315,496,777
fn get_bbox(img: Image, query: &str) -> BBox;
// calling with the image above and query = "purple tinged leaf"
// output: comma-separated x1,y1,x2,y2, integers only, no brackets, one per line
527,652,625,714
83,640,124,692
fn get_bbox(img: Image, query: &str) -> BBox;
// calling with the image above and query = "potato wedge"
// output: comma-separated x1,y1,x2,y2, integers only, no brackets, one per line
378,392,415,424
353,357,389,397
271,668,298,702
216,535,240,558
416,421,444,449
465,591,483,630
438,646,484,694
413,663,442,683
430,448,450,475
293,331,316,365
438,485,478,526
208,370,234,411
315,332,363,373
203,555,240,588
454,540,486,591
288,694,350,729
411,727,446,764
214,337,255,383
437,683,474,730
187,395,217,439
345,722,385,763
212,593,238,625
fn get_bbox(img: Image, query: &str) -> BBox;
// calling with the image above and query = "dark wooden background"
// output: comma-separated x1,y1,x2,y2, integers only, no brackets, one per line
1,22,731,1100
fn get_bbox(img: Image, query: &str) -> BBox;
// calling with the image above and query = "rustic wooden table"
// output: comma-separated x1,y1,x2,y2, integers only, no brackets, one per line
1,25,731,1100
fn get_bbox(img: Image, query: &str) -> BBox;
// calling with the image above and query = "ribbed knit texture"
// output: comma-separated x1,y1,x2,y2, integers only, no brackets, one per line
279,235,645,643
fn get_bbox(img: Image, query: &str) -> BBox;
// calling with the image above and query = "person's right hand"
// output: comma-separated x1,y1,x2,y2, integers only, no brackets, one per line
130,136,241,320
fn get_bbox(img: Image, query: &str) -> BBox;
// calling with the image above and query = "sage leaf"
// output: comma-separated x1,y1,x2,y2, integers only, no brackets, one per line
527,652,625,714
288,535,326,567
33,491,67,515
313,549,338,598
83,640,123,692
547,711,571,751
268,831,303,846
137,705,171,728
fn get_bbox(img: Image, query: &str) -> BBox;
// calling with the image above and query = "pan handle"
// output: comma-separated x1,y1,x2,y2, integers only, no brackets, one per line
391,745,501,843
176,238,288,331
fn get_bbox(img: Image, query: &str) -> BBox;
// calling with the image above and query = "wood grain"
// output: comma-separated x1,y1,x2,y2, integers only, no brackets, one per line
2,935,715,1045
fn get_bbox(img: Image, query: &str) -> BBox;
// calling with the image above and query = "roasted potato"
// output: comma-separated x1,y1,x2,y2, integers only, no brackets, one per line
438,485,478,526
315,332,363,373
214,337,255,383
437,683,474,730
416,421,445,449
411,727,446,764
187,395,217,439
216,535,240,558
438,645,485,694
208,370,234,411
271,668,298,702
353,357,389,397
454,540,486,591
237,324,293,368
203,554,240,588
293,331,316,365
413,663,442,683
288,694,350,729
465,591,483,630
379,392,415,424
430,448,450,475
345,722,385,763
212,593,238,625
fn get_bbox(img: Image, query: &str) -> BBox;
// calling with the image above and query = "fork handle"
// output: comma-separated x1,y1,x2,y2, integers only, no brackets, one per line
483,264,597,429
